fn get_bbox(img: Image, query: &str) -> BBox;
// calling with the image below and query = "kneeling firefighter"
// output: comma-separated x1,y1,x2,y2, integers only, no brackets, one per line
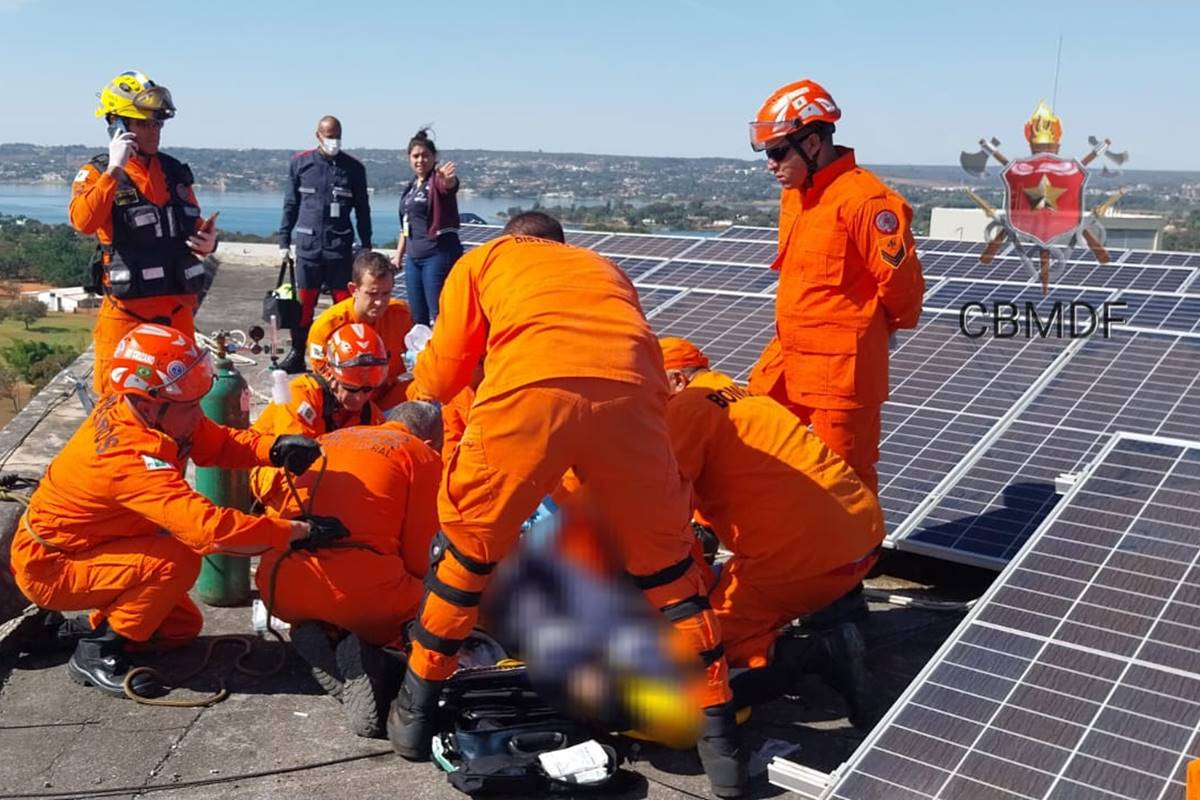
8,324,335,697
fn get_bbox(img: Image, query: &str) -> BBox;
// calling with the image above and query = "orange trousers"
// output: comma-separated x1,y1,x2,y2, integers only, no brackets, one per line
409,378,731,708
93,296,196,396
1188,758,1200,800
12,524,203,644
255,549,424,647
709,550,878,669
748,341,881,494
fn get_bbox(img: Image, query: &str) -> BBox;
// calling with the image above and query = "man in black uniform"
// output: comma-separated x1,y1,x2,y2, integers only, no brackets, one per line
276,115,372,373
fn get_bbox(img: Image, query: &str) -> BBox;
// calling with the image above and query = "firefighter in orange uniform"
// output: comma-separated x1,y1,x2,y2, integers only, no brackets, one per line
254,401,443,738
8,324,329,697
660,337,883,722
70,72,218,396
746,79,925,494
306,250,413,410
250,323,387,504
439,364,481,461
391,212,746,798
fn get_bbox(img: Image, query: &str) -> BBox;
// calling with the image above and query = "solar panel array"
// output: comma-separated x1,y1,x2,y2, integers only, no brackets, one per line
819,432,1200,800
434,223,1200,570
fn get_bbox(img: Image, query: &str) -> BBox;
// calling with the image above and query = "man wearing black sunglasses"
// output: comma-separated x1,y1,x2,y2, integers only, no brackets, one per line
746,79,925,496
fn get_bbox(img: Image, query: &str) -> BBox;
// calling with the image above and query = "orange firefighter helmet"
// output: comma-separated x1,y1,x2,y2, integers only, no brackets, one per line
749,79,841,151
109,324,214,402
323,323,389,388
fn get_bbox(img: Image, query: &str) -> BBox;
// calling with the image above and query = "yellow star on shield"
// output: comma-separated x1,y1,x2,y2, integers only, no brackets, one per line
1023,175,1067,211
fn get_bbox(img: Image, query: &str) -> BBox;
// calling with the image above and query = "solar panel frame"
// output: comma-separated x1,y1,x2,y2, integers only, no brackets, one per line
457,223,503,244
716,225,778,242
922,279,1117,314
817,432,1200,800
636,260,778,293
1114,291,1200,335
564,230,613,248
645,288,775,382
680,238,779,266
877,313,1083,541
592,232,704,259
893,330,1200,567
635,286,688,316
919,253,1193,292
608,256,670,282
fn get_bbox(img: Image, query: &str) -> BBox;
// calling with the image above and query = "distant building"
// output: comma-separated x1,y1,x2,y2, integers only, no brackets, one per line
929,207,1166,250
32,287,100,313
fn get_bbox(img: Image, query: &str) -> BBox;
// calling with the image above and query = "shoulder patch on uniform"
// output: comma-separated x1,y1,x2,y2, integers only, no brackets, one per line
141,454,173,471
296,401,317,424
873,209,900,235
73,169,89,183
309,343,324,359
881,240,907,268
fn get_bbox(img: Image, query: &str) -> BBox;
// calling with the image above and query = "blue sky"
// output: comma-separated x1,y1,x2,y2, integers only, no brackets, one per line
2,0,1197,169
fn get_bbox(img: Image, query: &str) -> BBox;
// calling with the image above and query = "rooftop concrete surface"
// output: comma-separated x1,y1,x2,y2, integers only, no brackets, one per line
0,248,985,799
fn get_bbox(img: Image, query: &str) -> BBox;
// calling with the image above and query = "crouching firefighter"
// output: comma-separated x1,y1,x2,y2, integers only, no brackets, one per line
254,402,443,737
250,322,387,505
8,324,329,697
659,337,884,725
71,71,218,397
391,211,748,799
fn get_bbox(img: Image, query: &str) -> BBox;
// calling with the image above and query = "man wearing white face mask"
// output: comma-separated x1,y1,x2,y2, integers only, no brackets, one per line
277,115,373,373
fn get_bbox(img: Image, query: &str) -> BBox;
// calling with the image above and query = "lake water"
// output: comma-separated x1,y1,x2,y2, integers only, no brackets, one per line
0,183,546,241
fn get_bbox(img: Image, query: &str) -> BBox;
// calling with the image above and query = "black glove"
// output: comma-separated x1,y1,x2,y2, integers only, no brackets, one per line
269,435,321,474
291,515,350,551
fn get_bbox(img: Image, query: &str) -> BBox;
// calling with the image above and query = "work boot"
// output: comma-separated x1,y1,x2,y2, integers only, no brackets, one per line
337,634,404,738
696,701,748,799
801,583,870,631
387,670,443,761
290,621,344,699
66,624,160,698
276,326,309,374
15,611,95,655
775,623,874,728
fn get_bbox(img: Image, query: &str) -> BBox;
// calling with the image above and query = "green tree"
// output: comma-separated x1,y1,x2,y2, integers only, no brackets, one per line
0,340,77,385
0,365,20,412
27,348,80,391
9,298,47,330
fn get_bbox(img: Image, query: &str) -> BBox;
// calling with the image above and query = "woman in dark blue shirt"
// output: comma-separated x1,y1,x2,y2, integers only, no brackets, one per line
392,128,463,326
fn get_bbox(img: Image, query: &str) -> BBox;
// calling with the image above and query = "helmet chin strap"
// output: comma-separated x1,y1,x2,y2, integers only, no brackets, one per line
789,131,823,191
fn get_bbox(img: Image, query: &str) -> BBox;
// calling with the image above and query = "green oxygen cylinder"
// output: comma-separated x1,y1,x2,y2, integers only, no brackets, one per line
194,344,253,606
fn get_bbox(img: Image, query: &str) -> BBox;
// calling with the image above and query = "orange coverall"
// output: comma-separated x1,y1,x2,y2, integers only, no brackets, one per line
306,297,413,410
9,395,294,644
408,235,731,708
441,383,474,461
666,370,884,668
249,373,382,504
748,147,924,493
70,158,202,396
255,421,441,645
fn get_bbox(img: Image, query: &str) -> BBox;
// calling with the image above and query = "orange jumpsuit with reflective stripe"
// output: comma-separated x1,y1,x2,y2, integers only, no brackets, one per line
249,373,383,504
306,297,413,410
749,147,924,493
255,421,441,646
666,370,884,668
9,395,293,644
408,235,731,707
70,158,201,396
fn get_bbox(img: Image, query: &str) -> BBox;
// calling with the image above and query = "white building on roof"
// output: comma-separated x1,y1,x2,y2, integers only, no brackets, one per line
929,207,1166,250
